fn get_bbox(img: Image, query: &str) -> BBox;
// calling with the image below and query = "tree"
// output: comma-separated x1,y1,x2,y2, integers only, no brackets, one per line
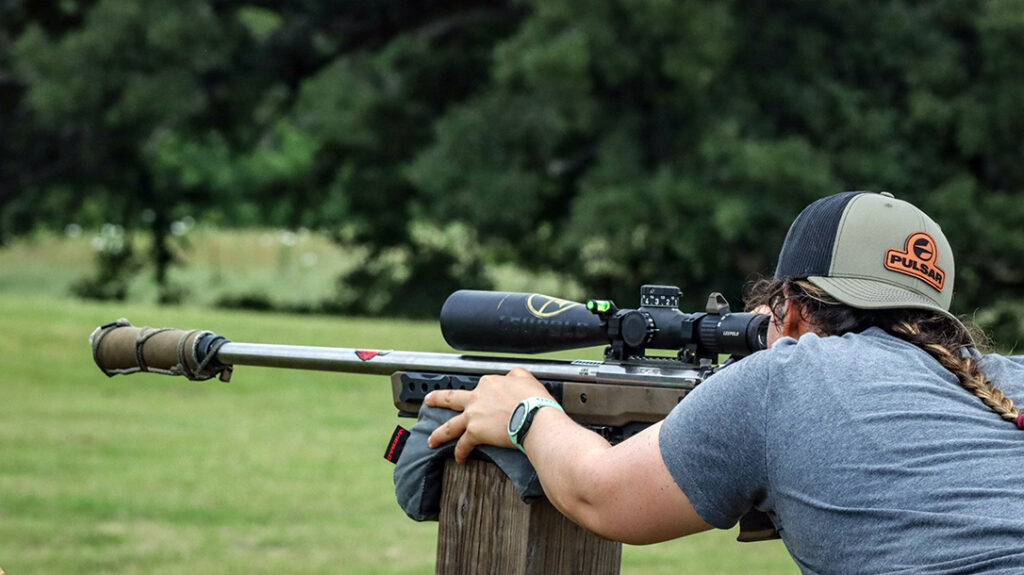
406,0,1024,333
9,0,242,299
407,0,839,308
5,0,521,312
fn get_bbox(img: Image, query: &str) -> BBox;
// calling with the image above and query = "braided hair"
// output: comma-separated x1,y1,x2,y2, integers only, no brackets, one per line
747,277,1022,429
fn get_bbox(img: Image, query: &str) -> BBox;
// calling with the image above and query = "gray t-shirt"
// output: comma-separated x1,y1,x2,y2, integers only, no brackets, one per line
659,327,1024,574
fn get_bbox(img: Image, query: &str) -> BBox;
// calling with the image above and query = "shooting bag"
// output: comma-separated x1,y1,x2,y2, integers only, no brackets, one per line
391,404,544,521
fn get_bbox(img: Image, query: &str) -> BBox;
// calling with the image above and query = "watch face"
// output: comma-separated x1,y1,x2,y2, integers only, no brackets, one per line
509,402,528,432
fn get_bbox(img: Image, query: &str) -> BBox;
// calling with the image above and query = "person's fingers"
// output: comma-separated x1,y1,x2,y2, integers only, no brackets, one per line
475,374,503,391
425,372,546,458
428,412,468,449
454,430,479,464
424,388,470,411
506,367,533,377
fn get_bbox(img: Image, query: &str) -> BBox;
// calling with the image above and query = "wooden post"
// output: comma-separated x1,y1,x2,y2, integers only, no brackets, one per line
436,459,622,575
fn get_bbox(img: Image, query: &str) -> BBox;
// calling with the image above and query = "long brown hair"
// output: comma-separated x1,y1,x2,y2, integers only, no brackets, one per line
746,277,1021,427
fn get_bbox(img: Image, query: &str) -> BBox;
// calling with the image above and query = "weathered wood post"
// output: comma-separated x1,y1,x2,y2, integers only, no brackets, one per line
435,459,622,575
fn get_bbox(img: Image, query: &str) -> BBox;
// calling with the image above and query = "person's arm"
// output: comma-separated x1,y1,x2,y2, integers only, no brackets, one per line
425,368,712,544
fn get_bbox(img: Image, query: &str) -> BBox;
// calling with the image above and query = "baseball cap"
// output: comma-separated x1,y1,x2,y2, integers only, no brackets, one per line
775,191,957,319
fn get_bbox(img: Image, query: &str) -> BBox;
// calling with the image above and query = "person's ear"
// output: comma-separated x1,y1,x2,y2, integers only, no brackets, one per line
782,300,798,335
781,300,812,338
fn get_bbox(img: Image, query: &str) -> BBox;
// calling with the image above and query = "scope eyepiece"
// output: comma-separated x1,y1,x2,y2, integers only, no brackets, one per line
697,310,769,357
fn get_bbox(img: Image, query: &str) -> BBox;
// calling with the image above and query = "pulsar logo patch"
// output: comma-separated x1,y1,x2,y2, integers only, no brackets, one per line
884,232,946,292
356,349,392,361
526,294,580,318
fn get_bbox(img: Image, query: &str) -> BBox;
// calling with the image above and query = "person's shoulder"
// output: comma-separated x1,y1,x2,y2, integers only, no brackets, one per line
733,334,820,371
791,327,905,351
709,333,821,385
763,328,910,370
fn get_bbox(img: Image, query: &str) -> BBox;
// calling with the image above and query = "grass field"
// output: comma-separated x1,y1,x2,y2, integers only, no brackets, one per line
0,227,584,309
0,227,361,308
0,230,797,573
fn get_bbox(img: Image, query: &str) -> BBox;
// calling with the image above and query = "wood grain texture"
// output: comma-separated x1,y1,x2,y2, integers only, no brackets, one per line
436,459,621,575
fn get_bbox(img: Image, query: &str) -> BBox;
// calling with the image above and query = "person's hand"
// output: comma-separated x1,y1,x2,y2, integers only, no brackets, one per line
425,367,553,463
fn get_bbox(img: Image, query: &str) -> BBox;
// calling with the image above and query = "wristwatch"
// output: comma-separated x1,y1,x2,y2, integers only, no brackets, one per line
508,397,564,453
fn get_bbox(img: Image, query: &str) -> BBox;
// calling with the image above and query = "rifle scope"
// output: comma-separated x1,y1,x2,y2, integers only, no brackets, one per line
440,285,768,361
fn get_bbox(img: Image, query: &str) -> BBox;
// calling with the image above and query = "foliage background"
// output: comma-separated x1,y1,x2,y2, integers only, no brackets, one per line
3,0,1024,344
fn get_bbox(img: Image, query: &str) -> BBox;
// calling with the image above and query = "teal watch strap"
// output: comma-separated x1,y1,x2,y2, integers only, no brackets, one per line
508,397,564,453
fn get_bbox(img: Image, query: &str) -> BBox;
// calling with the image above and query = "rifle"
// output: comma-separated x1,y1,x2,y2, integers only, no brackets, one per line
89,284,776,539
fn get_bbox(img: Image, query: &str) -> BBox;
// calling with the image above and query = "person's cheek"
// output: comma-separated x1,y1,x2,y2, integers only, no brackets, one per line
767,318,783,348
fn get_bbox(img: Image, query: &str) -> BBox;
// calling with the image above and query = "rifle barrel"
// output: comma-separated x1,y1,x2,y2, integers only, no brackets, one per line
216,342,702,388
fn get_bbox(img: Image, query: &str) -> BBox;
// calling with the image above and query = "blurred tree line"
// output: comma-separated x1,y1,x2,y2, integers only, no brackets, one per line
2,0,1024,344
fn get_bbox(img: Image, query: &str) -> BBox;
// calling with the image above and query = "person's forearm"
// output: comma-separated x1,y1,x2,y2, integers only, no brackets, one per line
521,408,620,536
521,411,707,544
423,371,708,543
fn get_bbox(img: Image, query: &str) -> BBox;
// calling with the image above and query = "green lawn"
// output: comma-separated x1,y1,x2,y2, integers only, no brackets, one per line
0,227,362,307
0,291,796,574
0,227,584,309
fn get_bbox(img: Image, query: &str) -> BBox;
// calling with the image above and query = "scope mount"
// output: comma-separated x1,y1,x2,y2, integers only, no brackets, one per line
588,285,745,365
